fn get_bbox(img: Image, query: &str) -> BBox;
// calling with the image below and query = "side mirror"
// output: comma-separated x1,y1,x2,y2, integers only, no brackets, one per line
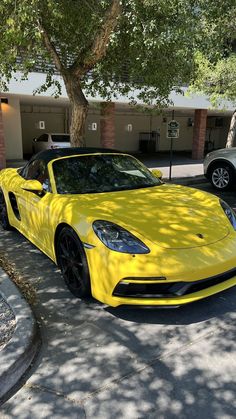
21,180,43,193
151,169,163,180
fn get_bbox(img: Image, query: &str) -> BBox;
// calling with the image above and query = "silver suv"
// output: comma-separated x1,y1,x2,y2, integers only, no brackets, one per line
32,133,71,154
204,148,236,190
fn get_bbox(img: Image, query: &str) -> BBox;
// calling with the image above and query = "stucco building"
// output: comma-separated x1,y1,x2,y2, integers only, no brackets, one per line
0,71,234,168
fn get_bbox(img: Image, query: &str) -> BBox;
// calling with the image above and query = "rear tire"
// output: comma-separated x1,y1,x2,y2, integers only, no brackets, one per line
209,164,234,191
0,191,12,230
56,227,91,298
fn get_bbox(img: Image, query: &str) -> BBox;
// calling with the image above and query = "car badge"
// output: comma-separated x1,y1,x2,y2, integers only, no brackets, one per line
196,233,204,239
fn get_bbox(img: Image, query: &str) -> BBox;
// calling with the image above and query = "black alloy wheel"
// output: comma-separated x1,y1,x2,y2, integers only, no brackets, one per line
0,191,12,230
210,164,234,191
56,227,91,298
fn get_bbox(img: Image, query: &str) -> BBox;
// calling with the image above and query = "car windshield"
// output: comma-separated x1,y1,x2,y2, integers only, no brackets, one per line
51,135,70,143
52,154,161,194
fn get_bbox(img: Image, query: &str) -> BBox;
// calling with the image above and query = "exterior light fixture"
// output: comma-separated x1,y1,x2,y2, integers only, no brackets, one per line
35,121,45,129
125,124,132,132
88,122,97,131
187,117,194,127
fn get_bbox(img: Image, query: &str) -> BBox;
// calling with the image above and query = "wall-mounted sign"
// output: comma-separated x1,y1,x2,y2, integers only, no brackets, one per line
167,120,179,138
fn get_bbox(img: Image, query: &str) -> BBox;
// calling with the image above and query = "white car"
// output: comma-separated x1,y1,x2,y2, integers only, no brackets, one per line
32,133,71,154
204,147,236,190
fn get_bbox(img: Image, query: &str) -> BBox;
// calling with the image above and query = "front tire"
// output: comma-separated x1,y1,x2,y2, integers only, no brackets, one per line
209,164,234,191
56,227,91,298
0,191,12,230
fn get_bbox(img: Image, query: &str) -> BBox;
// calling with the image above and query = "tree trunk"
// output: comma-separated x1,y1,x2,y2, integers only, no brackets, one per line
226,110,236,148
70,102,88,147
63,73,88,147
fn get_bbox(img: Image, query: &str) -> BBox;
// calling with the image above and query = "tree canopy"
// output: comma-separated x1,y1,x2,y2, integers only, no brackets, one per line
0,0,235,145
188,0,236,146
190,52,236,108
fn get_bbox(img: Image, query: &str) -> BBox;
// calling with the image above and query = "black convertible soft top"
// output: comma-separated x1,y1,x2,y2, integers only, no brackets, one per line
29,147,122,165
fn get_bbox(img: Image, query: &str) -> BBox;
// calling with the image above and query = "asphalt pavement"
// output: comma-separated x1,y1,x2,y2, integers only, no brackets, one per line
1,182,236,418
192,182,236,209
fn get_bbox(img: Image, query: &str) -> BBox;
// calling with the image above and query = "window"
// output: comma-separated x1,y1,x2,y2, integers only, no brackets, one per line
19,159,51,192
51,134,70,143
53,154,161,194
36,134,48,142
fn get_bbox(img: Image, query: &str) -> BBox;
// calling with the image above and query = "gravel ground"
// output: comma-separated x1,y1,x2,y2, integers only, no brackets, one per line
0,297,15,350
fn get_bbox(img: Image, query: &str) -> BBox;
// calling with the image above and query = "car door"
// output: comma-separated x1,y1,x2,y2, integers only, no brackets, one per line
19,159,53,253
1,166,30,233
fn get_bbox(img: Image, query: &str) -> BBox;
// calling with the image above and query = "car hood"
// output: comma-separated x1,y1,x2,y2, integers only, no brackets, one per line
70,184,229,249
207,147,236,159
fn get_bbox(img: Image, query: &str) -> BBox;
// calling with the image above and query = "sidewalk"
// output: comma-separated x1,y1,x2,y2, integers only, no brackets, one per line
0,268,40,405
137,152,204,179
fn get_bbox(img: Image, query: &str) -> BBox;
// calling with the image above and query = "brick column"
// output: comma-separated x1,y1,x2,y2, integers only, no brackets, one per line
0,102,6,169
100,102,115,148
192,109,207,160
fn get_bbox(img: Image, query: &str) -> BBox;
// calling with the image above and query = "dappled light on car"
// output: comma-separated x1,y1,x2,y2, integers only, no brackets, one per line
1,151,236,308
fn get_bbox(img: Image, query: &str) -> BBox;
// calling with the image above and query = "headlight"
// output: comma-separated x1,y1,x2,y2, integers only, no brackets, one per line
93,220,150,254
220,200,236,230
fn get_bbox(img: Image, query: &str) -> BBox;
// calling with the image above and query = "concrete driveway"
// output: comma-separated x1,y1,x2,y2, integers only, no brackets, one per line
1,183,236,419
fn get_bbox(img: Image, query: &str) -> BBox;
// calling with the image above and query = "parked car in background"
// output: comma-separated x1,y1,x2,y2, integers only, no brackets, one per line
204,148,236,190
32,133,71,154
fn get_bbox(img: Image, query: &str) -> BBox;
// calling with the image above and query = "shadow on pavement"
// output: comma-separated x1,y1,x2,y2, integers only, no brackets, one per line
1,227,236,418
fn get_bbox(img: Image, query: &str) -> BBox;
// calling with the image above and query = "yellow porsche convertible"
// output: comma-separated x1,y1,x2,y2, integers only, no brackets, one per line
1,148,236,307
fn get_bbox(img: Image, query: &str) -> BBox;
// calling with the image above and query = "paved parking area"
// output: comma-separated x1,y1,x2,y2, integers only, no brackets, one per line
1,183,236,418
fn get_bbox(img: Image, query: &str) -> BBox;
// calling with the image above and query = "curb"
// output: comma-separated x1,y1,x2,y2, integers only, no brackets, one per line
0,268,41,405
164,175,207,186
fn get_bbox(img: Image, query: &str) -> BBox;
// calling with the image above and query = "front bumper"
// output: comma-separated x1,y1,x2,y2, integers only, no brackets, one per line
110,270,236,307
94,275,236,307
86,233,236,307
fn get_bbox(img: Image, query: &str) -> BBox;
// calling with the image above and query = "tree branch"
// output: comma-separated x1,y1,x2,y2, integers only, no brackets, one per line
38,20,65,75
72,0,122,76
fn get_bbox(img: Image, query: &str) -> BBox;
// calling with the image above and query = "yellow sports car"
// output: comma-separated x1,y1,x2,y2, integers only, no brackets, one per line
1,148,236,307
